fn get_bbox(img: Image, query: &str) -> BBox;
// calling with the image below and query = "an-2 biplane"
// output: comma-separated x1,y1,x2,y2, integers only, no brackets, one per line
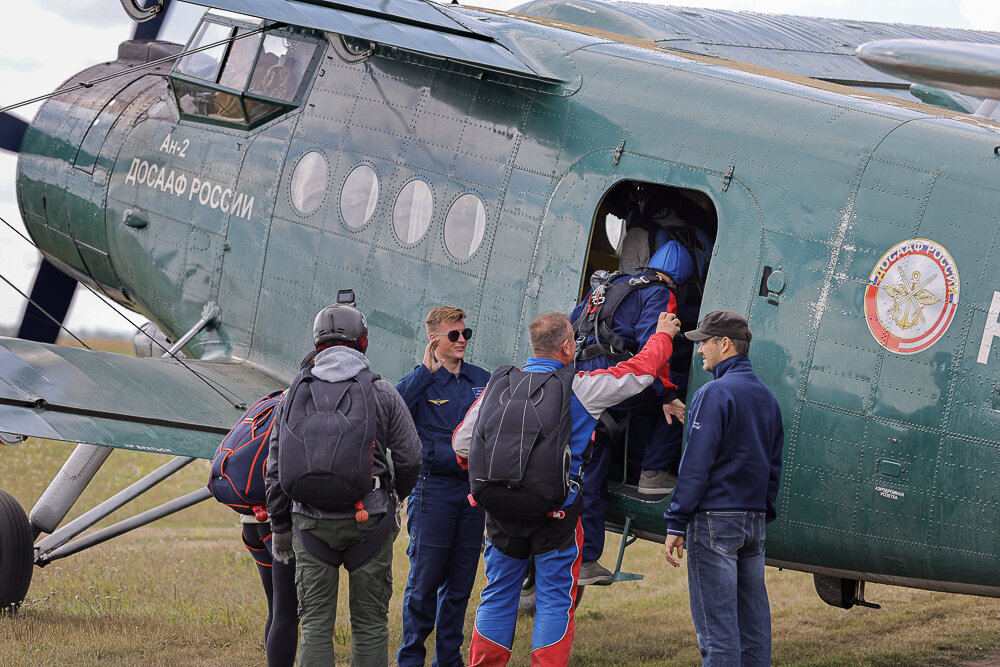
0,0,999,615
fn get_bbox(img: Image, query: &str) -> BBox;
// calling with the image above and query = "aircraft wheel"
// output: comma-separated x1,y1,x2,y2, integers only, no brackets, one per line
0,488,32,611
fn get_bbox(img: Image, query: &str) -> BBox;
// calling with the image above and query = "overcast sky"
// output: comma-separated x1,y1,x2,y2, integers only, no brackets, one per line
1,0,998,338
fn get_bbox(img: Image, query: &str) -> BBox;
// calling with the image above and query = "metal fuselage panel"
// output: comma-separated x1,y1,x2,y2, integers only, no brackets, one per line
15,18,1000,591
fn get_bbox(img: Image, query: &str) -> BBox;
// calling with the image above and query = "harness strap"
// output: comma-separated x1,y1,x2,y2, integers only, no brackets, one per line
294,513,393,571
573,270,675,363
597,409,631,443
575,343,630,363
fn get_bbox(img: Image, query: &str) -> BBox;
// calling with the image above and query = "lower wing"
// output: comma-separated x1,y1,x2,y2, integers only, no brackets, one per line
0,337,284,458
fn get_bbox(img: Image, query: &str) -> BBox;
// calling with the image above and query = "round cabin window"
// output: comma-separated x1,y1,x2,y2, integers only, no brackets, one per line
393,180,433,244
290,151,327,215
605,213,624,253
340,165,379,228
444,194,486,260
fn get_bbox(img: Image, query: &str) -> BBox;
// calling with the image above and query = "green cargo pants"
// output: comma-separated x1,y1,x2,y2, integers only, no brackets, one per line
292,512,399,667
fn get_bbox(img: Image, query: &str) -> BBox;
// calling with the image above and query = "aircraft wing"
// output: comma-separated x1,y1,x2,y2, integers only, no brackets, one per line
513,0,1000,101
183,0,565,82
0,337,283,459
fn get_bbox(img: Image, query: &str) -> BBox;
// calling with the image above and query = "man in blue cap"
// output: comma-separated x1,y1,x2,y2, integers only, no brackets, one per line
569,239,694,584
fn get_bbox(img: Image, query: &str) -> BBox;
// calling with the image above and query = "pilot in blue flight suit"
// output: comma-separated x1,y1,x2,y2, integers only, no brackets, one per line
396,306,490,667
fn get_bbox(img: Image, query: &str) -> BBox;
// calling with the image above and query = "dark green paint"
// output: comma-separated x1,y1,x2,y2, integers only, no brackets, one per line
10,2,1000,597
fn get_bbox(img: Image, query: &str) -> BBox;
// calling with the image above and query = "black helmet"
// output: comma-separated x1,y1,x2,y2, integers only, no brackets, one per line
313,304,368,352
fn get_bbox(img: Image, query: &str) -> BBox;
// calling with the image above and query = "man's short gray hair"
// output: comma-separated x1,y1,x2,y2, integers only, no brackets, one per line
530,312,571,356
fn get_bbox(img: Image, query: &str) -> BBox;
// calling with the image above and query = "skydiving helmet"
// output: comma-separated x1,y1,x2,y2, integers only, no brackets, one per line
649,239,694,286
313,304,368,352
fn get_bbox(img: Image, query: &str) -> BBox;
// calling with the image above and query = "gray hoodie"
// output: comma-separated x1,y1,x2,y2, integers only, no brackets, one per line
264,346,421,534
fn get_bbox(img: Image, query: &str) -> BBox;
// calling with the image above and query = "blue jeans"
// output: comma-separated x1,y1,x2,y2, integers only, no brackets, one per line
687,511,770,667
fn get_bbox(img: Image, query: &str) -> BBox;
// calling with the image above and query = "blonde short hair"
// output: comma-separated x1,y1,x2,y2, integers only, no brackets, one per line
425,306,467,333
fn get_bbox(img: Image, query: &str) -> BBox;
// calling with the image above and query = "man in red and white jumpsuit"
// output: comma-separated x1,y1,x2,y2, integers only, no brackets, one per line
452,310,679,667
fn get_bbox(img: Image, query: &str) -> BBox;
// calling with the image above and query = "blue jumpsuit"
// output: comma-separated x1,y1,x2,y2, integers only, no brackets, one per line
570,275,681,563
396,362,489,667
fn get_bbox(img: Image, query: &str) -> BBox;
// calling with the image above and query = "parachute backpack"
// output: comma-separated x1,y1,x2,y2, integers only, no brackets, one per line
208,390,285,517
277,364,384,516
571,268,676,365
468,364,576,519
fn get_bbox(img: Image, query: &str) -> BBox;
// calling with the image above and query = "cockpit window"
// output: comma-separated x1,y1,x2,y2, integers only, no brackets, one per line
173,80,232,120
247,35,318,102
176,21,231,81
170,20,320,129
218,29,262,90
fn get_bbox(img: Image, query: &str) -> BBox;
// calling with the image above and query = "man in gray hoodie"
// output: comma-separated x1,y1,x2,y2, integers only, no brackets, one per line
265,303,421,667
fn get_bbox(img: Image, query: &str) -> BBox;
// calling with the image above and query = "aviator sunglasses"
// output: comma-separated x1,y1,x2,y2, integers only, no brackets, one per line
431,328,473,343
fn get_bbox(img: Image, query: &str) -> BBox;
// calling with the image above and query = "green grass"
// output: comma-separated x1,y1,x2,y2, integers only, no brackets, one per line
1,438,1000,665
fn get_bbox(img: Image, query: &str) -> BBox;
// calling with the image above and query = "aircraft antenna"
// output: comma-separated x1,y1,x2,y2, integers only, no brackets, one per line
0,215,249,410
0,24,282,115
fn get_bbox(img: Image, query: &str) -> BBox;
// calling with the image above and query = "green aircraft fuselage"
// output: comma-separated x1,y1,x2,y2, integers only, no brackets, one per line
14,7,1000,599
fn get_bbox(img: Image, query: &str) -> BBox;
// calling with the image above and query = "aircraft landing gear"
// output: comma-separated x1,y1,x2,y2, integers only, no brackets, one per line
0,488,32,611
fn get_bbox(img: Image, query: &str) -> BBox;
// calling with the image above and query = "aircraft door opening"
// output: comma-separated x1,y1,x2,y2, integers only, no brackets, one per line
581,180,718,332
579,180,718,490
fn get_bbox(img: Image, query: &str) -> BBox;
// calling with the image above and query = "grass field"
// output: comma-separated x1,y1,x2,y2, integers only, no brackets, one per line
2,438,1000,666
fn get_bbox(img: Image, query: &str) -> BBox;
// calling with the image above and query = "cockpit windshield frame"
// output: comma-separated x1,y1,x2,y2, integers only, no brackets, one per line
169,16,324,129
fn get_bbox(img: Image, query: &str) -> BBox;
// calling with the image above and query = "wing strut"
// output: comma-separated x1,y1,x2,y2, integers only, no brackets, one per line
34,456,198,565
28,307,233,554
38,489,212,565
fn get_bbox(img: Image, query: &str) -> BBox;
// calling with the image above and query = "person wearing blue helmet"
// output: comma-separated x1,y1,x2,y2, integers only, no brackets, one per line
569,239,694,585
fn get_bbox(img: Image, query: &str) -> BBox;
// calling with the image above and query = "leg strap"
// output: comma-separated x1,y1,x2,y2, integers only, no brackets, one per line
294,514,393,571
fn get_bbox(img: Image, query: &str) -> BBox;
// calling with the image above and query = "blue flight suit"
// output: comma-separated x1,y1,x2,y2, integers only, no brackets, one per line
396,362,489,667
570,275,681,563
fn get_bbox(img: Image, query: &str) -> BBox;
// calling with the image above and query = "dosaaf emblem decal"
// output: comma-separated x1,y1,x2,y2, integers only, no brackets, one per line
864,238,959,354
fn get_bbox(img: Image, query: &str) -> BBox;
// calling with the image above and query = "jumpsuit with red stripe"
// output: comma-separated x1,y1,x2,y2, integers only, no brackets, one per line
452,331,675,666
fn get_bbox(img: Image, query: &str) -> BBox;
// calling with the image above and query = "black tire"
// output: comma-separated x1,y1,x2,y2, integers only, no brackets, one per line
0,488,32,612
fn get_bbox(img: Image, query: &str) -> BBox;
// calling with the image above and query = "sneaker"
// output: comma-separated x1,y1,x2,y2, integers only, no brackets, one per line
578,560,612,586
638,469,677,495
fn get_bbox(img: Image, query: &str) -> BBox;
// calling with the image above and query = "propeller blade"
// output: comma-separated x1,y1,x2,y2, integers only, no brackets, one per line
131,0,172,41
16,259,78,344
0,111,28,154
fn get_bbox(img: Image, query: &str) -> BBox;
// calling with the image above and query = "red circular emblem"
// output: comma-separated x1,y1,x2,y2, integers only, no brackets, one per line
864,239,960,355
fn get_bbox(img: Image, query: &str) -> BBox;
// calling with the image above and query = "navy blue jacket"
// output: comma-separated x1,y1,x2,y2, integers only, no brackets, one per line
664,355,784,536
396,362,489,479
570,273,678,400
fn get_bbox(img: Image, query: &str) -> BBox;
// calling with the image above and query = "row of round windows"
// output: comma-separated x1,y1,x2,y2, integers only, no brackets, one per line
290,151,487,261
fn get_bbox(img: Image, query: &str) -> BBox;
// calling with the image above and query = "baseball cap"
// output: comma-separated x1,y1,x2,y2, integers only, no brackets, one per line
684,310,752,342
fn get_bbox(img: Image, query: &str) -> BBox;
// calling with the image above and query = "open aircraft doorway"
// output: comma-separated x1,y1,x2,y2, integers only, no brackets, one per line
579,180,717,502
582,179,718,333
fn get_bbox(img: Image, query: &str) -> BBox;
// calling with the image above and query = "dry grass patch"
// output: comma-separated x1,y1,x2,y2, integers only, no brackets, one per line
1,439,999,664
